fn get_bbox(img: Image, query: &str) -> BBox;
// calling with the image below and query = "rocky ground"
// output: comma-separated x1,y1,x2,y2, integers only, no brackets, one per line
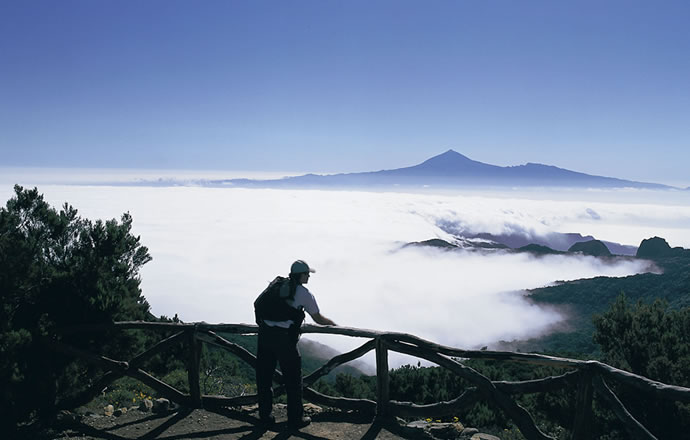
35,402,504,440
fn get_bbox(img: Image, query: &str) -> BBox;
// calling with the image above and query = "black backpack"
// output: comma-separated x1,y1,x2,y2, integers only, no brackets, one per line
254,276,305,327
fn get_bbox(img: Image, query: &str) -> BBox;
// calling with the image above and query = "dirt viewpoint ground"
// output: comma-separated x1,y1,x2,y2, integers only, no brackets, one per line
50,405,433,440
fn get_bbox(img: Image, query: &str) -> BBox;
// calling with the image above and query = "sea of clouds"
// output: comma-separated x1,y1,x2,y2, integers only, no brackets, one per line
2,170,689,366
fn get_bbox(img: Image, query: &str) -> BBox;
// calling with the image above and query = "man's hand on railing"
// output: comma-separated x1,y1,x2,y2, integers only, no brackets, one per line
311,312,336,326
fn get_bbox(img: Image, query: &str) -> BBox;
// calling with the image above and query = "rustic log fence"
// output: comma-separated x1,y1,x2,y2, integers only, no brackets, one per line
49,321,690,440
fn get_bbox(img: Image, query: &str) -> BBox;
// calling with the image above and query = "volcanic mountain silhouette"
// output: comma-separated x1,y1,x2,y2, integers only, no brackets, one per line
219,150,674,189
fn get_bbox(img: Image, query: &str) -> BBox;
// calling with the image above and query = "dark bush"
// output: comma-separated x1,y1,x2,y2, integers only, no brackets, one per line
0,185,152,432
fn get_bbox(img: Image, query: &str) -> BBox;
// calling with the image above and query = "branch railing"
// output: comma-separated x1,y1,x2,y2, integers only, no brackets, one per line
49,321,690,440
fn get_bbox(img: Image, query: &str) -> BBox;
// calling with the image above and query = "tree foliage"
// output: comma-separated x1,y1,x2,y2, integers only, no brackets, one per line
0,185,152,430
593,293,690,438
594,294,690,384
519,248,690,354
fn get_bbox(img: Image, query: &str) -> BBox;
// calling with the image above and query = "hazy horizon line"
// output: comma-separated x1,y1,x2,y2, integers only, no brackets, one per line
0,162,690,190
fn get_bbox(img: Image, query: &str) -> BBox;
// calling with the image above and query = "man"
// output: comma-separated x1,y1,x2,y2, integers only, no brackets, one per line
255,260,336,430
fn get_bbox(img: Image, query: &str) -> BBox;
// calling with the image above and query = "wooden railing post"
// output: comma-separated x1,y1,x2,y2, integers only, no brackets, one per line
375,337,390,418
188,328,202,408
571,367,594,440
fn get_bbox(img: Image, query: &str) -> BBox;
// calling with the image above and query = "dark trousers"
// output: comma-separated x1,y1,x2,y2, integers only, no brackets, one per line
256,326,303,422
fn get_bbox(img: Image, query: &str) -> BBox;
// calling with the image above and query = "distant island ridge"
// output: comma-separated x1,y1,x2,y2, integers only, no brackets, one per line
406,235,636,256
212,150,679,190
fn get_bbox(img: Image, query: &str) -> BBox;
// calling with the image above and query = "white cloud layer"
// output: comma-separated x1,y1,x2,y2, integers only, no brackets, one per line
2,177,688,365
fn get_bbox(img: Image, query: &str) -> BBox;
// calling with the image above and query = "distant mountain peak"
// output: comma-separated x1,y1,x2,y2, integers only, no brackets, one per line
415,149,490,171
442,148,462,155
431,149,470,160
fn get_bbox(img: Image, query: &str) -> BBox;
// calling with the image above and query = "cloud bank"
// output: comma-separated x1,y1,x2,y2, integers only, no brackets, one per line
4,181,682,366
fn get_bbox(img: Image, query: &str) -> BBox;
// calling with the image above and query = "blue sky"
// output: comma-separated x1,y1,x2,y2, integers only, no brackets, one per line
1,1,689,186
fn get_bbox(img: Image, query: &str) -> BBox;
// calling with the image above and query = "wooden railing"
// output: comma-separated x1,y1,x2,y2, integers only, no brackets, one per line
49,321,690,440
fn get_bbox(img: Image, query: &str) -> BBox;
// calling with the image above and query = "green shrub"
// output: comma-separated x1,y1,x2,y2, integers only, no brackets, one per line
0,186,152,431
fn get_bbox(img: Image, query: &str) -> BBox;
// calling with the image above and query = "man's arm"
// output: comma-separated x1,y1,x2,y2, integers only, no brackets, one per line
310,312,336,326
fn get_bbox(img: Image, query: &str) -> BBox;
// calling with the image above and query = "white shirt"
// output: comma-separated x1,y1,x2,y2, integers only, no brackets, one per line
263,285,320,329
